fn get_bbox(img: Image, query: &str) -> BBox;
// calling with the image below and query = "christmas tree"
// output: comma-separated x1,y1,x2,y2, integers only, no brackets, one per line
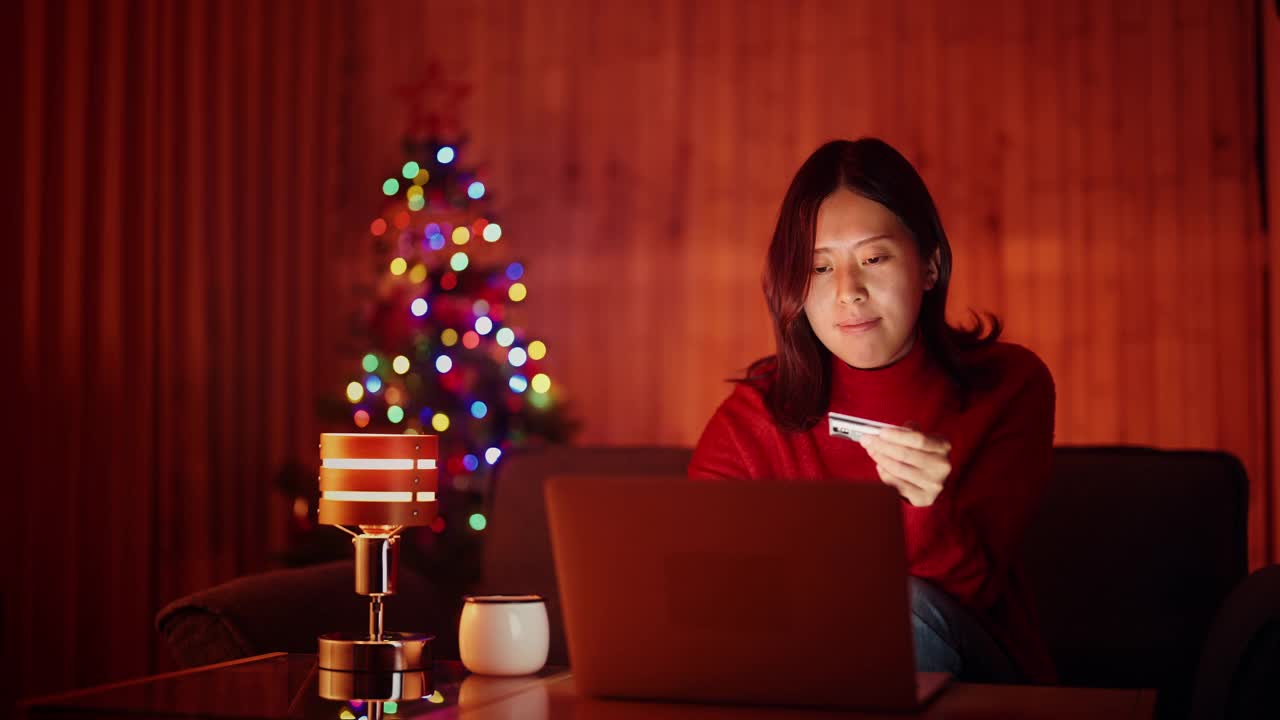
273,80,577,572
279,70,575,575
321,134,577,539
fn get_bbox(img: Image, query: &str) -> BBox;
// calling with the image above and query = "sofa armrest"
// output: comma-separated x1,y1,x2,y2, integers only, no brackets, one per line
155,560,461,669
1190,564,1280,720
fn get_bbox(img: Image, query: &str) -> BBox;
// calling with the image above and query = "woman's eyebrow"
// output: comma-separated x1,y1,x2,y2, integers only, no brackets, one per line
853,234,894,247
814,233,894,252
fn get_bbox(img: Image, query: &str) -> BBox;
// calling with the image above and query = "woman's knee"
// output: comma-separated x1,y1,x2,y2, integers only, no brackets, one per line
909,577,964,674
907,577,1022,683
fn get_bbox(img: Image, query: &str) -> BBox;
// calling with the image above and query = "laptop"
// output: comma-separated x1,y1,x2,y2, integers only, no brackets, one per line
544,476,951,711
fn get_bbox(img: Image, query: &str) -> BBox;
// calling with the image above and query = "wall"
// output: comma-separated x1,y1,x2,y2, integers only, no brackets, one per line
356,0,1267,548
8,0,1272,705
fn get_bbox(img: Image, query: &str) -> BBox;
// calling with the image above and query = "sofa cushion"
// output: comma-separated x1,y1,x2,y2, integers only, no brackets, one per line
1022,446,1248,714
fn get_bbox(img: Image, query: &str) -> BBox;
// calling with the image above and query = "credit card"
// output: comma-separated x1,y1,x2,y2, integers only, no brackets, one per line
827,412,909,442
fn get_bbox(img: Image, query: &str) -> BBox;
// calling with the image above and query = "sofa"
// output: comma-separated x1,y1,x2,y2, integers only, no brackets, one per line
157,445,1278,719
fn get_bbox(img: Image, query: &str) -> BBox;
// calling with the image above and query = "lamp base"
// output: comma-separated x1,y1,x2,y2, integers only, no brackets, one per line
318,631,433,672
317,667,432,702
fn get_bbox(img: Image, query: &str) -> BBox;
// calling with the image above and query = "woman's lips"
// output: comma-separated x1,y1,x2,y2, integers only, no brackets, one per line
837,318,880,333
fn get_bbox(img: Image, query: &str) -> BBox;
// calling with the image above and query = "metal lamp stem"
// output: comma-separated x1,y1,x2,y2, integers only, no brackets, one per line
370,595,384,641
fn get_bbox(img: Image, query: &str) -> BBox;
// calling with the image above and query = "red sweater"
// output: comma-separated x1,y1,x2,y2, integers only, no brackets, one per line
688,338,1057,683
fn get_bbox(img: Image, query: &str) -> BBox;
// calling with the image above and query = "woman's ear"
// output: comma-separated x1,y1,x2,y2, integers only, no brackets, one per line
924,248,941,290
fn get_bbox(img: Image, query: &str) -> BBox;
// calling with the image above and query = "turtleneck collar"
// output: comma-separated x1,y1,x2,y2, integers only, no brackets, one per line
828,332,935,410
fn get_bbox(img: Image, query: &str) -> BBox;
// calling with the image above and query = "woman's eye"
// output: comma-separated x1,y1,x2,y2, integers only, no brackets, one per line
863,255,888,266
813,266,832,274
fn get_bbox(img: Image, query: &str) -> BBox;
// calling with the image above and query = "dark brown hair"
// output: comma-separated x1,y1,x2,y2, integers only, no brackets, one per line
748,138,1001,430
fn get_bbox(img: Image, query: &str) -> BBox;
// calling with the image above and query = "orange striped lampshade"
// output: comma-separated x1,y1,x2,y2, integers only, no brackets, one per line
318,433,439,528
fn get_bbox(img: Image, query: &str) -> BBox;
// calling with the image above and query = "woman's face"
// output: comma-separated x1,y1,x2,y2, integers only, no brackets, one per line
804,188,937,369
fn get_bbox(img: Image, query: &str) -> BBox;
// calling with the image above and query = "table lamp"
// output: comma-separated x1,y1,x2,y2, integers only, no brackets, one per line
316,433,438,675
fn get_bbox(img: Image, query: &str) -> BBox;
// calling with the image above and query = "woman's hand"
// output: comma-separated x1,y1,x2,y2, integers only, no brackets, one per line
858,427,952,507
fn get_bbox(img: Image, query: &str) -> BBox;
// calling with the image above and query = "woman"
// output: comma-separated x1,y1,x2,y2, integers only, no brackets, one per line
688,138,1057,684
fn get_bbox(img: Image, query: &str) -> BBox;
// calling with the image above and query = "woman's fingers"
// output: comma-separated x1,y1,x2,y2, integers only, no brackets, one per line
877,427,951,455
865,444,935,487
876,465,936,507
860,434,950,480
859,428,950,507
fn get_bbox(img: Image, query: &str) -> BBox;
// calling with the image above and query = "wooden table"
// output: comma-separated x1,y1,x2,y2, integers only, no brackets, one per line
448,672,1156,720
20,653,1156,719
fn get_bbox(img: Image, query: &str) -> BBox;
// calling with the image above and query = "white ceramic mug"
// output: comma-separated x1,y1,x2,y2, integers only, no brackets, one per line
458,595,550,676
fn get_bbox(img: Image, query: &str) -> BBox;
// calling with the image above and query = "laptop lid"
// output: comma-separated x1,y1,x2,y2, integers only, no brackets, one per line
545,476,939,711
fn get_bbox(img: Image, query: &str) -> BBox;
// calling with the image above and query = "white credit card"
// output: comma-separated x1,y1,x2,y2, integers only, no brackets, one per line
827,412,909,442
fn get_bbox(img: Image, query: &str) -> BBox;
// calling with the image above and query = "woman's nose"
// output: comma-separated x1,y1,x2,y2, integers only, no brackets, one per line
837,267,867,304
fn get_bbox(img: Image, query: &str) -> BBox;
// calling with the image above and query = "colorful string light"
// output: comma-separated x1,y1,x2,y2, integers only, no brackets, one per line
346,382,364,403
531,373,551,393
335,142,571,526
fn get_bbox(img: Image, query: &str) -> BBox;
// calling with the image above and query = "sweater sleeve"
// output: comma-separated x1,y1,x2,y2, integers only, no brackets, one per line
910,354,1056,610
688,389,757,480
